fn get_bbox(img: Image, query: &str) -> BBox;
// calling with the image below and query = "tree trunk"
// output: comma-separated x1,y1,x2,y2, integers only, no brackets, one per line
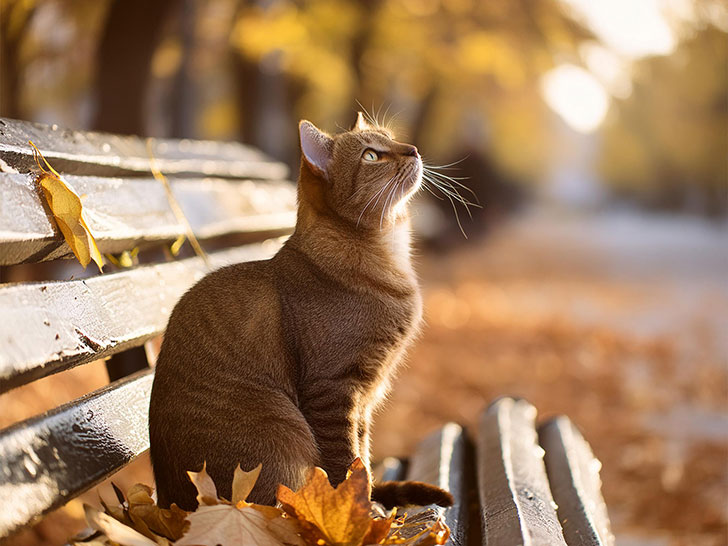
0,5,35,119
92,0,178,135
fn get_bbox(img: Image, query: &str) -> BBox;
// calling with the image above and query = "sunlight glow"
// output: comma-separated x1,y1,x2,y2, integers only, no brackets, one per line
559,0,677,58
541,64,610,134
580,42,633,99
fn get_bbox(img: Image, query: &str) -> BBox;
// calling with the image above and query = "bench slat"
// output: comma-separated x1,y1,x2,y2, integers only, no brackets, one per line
539,418,615,546
0,172,295,265
406,423,470,546
477,398,567,546
373,457,406,483
0,238,285,394
0,369,153,539
0,117,288,180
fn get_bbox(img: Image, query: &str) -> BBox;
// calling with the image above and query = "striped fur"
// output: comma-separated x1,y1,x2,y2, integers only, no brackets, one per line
149,115,450,510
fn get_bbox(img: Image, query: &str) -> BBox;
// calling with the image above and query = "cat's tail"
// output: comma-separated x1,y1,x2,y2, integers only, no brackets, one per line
371,481,454,509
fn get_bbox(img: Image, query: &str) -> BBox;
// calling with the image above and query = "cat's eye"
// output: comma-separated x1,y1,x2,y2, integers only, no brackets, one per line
362,149,379,162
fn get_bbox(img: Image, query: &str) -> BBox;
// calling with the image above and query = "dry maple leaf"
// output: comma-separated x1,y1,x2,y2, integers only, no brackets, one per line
277,458,390,546
176,504,303,546
381,509,450,546
232,463,262,505
29,141,104,272
175,461,303,546
186,462,220,507
127,483,189,541
83,504,161,546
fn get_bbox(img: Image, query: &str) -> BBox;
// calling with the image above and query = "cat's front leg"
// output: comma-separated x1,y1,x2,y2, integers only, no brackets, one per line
302,383,361,486
357,406,373,470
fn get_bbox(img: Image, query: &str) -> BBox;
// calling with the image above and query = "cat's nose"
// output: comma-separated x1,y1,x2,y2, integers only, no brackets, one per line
404,145,419,157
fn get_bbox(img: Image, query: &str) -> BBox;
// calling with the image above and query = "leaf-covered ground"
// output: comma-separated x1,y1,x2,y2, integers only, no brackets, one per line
4,208,726,545
373,209,728,546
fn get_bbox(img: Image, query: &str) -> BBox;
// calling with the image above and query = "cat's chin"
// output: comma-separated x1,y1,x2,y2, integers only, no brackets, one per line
390,178,421,217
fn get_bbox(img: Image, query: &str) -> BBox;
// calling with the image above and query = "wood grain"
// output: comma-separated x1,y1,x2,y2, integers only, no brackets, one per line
0,238,285,394
477,397,567,546
0,370,153,539
539,418,615,546
0,117,288,180
0,172,295,265
406,423,470,546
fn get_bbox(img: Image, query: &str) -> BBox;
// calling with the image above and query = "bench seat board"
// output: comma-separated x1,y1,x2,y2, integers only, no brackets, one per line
406,423,470,546
0,117,288,180
0,369,153,539
373,456,406,483
477,398,567,546
0,238,285,394
0,172,295,265
539,418,615,546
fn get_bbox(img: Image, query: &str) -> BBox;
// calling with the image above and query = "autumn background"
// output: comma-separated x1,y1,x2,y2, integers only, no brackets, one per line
1,0,727,544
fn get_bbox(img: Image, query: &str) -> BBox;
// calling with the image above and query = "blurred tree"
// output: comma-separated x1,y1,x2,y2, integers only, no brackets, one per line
230,0,590,173
598,25,728,216
93,0,179,135
0,0,35,118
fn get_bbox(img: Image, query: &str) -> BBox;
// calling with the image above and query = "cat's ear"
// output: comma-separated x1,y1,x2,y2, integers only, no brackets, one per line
353,111,370,131
299,120,333,177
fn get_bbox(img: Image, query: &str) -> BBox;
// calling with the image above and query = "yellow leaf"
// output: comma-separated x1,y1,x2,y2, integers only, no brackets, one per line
170,234,186,256
106,248,138,268
187,461,220,507
276,458,380,546
232,463,263,505
30,141,104,272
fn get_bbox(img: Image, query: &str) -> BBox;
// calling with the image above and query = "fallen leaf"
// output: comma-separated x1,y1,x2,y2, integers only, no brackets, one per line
106,247,139,268
29,141,104,272
232,463,263,505
381,509,450,546
83,504,158,546
277,458,382,546
176,504,294,546
127,483,189,541
170,234,186,256
362,509,397,545
147,139,209,267
187,462,219,507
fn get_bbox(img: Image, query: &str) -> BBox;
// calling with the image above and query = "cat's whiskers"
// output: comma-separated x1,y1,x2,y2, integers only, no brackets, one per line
379,177,401,230
420,162,480,239
357,175,397,228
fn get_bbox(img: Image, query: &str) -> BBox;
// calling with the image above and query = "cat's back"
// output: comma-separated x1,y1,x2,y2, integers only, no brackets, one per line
151,257,293,402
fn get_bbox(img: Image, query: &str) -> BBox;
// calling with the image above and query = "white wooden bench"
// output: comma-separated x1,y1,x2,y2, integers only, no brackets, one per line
0,118,614,545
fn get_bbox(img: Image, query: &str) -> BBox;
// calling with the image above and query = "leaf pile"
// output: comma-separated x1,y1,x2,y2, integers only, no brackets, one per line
71,459,449,546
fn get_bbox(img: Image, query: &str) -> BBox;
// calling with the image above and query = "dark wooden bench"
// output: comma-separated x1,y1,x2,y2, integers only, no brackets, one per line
0,118,614,545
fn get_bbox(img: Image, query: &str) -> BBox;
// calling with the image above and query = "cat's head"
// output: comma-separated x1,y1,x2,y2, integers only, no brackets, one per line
298,112,422,228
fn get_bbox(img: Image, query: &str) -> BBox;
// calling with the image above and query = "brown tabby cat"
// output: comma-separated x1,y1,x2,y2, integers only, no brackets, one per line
149,113,453,510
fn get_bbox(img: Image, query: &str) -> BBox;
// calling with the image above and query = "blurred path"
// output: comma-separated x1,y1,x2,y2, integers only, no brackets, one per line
374,207,728,546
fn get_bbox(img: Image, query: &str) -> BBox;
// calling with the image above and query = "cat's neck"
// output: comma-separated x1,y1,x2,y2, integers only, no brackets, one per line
285,199,417,294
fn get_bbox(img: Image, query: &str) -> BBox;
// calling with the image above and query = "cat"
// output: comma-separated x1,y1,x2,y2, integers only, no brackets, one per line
148,112,453,510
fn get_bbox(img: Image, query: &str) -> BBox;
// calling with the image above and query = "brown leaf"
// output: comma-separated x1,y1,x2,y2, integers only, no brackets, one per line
277,458,381,546
362,509,397,545
30,141,104,272
176,504,294,546
381,509,450,546
126,483,189,541
231,463,262,505
187,462,219,507
83,504,158,546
